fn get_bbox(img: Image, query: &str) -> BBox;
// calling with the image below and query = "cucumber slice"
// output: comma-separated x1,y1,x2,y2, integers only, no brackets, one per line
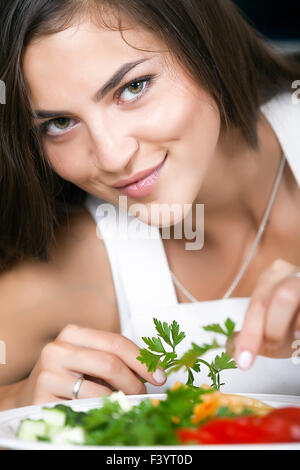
16,419,47,442
42,407,66,427
51,426,85,445
46,424,65,439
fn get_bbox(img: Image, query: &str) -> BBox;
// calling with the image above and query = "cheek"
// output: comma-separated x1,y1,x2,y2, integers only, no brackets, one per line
174,91,220,151
173,92,221,193
149,89,221,212
131,81,219,148
44,135,92,184
150,83,220,159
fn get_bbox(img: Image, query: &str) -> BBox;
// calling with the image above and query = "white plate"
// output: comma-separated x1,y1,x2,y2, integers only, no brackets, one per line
1,393,300,450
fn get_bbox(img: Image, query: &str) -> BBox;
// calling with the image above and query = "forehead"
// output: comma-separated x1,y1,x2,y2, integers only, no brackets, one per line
23,19,169,107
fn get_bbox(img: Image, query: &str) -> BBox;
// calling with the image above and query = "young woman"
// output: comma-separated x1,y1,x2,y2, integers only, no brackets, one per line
0,0,300,411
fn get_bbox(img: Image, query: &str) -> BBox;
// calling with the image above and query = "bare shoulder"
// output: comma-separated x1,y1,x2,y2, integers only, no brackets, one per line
48,207,120,333
0,207,119,384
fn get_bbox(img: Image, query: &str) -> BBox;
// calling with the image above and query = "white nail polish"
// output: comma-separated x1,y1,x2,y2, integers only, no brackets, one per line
294,331,300,340
237,350,253,370
153,368,166,384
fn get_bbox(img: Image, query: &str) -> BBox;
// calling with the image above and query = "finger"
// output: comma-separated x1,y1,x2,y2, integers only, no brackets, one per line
227,322,298,361
47,341,147,395
234,282,275,370
264,278,300,344
37,369,112,401
234,260,296,369
57,325,166,386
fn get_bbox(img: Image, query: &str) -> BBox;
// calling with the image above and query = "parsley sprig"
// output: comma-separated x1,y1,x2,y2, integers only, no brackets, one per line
137,317,237,390
137,319,185,372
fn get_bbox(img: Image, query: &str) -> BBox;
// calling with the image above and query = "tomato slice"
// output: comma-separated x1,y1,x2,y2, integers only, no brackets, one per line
261,408,300,442
178,417,274,444
267,407,300,424
177,407,300,445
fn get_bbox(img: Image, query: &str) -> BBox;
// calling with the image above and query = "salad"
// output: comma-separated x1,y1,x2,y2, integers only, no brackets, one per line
16,318,300,446
16,385,300,446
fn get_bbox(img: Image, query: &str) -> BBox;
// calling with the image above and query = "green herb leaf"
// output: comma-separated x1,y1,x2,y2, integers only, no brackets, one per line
142,336,166,354
168,339,220,372
171,320,186,346
190,339,221,355
211,352,237,372
167,349,198,373
159,352,178,370
191,362,201,373
203,318,236,340
186,369,195,386
136,348,161,372
137,317,237,391
224,318,235,340
203,323,226,336
153,318,173,347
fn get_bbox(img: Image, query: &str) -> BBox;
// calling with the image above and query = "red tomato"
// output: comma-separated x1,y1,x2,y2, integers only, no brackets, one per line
179,417,273,444
267,407,300,424
177,407,300,445
261,408,300,442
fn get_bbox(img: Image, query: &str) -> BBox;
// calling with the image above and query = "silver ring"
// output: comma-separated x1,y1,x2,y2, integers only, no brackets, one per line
72,376,84,399
288,272,300,279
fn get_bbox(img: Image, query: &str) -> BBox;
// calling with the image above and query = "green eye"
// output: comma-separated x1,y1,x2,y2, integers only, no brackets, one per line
52,118,71,129
40,117,76,137
117,75,156,103
127,81,144,95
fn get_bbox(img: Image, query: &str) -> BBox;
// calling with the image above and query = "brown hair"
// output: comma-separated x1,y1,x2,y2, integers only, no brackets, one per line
1,0,300,270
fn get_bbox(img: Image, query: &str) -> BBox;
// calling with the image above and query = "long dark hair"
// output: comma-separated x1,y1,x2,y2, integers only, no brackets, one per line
1,0,300,270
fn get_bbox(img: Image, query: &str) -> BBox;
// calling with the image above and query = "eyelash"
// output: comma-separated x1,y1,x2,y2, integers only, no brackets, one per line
39,74,156,137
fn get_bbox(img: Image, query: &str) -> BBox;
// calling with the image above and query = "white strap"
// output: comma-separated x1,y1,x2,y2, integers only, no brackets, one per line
86,195,178,319
260,92,300,188
115,213,179,317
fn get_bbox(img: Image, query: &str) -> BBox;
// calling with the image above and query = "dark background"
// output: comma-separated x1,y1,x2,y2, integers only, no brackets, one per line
233,0,300,40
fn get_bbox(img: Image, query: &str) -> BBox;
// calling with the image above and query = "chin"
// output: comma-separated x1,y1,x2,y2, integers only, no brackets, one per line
127,198,190,229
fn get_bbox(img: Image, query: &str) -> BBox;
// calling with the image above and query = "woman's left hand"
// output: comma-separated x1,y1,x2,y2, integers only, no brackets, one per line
230,259,300,370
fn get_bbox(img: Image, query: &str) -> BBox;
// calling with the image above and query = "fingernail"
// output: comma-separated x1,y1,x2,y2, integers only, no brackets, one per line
294,331,300,340
237,350,253,370
152,367,166,384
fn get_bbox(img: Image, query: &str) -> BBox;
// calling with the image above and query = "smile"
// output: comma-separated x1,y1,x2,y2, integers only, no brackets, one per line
115,153,168,198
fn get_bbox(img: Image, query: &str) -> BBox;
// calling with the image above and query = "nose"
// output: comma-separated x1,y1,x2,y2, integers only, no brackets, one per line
87,114,139,173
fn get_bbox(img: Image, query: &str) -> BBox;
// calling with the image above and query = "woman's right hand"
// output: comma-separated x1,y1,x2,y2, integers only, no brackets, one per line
14,324,167,407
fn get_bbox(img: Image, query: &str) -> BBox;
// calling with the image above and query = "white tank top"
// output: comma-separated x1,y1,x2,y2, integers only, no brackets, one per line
86,92,300,395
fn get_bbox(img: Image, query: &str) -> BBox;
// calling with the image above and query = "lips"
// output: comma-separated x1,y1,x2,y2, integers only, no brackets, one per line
115,153,168,198
111,156,167,189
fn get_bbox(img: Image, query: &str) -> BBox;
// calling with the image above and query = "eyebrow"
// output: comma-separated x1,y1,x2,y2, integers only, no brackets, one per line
33,57,154,120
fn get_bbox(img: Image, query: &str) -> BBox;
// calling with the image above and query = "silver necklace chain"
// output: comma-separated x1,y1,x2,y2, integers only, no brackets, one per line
170,154,286,302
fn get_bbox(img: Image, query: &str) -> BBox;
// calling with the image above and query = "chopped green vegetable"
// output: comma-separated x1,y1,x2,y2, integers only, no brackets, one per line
16,419,47,442
215,406,254,418
16,386,261,446
16,385,215,446
42,407,67,427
